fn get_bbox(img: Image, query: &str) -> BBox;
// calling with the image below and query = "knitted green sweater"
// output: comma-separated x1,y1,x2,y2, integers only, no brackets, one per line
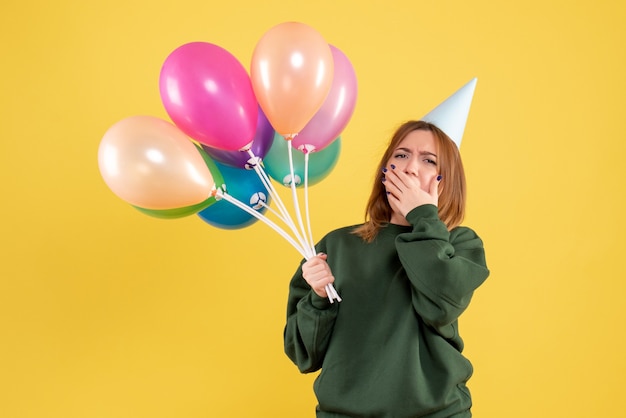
284,204,490,417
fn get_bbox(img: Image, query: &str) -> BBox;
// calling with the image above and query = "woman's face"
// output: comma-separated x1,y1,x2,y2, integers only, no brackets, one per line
386,129,439,194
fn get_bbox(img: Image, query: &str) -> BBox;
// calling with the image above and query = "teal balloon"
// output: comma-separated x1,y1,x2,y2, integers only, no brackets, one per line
263,133,341,187
197,162,269,229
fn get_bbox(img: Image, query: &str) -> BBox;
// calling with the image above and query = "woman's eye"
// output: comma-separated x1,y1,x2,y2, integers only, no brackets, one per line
424,158,437,165
394,153,408,159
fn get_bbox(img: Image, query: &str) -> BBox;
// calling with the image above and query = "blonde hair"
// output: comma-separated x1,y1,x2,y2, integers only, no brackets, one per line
353,120,467,242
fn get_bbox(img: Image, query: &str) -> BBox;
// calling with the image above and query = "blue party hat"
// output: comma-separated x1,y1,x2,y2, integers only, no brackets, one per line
422,78,477,148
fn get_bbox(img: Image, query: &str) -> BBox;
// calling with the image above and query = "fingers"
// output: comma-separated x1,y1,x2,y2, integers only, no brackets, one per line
383,166,423,214
382,165,440,215
384,165,423,197
383,165,408,191
302,254,335,298
429,175,442,200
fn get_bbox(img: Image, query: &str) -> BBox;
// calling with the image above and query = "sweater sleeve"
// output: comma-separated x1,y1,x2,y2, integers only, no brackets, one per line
395,204,490,338
283,257,339,373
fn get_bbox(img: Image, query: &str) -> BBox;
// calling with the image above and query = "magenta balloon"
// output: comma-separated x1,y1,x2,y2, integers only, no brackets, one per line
160,42,258,151
292,45,358,152
201,107,275,169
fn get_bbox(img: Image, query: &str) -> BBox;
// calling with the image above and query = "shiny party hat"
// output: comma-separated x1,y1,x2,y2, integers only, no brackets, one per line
422,78,477,148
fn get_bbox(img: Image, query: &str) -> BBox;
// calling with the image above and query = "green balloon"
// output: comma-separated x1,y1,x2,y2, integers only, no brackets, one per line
195,143,225,190
132,197,217,219
263,133,341,187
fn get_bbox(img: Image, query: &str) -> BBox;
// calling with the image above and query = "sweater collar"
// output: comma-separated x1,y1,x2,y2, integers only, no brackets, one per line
379,222,412,236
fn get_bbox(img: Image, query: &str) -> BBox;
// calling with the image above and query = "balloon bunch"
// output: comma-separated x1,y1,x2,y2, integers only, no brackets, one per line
98,22,357,303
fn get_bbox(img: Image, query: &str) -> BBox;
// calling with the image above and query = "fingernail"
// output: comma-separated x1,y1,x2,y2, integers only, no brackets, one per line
382,167,387,173
382,177,386,182
386,191,390,195
437,175,442,181
390,164,396,170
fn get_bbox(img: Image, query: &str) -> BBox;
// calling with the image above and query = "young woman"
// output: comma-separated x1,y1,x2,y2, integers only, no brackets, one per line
284,120,490,417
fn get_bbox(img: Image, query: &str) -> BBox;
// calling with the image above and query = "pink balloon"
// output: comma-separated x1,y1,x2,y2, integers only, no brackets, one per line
292,45,357,152
160,42,258,151
98,115,216,210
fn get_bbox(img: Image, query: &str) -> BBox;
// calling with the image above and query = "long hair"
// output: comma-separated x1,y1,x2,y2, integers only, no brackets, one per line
353,120,467,242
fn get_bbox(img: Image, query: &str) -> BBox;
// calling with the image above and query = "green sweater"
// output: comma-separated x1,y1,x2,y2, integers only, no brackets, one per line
284,205,490,417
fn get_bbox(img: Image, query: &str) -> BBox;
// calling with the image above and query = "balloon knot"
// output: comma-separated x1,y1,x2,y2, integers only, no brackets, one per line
238,141,253,152
212,185,226,199
298,144,316,154
245,156,261,170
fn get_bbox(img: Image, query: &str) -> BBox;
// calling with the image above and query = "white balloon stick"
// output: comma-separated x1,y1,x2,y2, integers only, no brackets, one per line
217,191,308,259
247,149,309,249
233,147,342,303
287,141,314,259
303,152,315,252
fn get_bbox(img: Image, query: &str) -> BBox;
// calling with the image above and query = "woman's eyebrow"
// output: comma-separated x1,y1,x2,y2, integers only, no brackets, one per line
394,148,438,158
418,150,438,158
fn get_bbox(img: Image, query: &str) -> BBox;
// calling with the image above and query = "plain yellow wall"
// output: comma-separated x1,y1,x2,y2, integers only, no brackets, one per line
2,0,625,417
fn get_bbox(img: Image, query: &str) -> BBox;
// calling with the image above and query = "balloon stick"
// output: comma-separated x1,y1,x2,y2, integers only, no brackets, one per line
217,191,308,259
219,189,341,303
303,152,315,251
287,141,314,258
291,143,341,302
246,149,308,248
226,148,342,303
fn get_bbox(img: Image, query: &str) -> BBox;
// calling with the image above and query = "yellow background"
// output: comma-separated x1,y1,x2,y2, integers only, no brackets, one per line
2,0,624,417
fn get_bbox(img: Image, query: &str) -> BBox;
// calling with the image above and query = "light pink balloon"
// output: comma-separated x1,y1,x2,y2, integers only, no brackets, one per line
160,42,258,151
292,45,357,152
98,115,216,210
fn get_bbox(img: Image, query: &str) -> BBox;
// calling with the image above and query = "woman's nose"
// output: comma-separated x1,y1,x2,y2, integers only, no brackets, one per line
404,158,419,175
